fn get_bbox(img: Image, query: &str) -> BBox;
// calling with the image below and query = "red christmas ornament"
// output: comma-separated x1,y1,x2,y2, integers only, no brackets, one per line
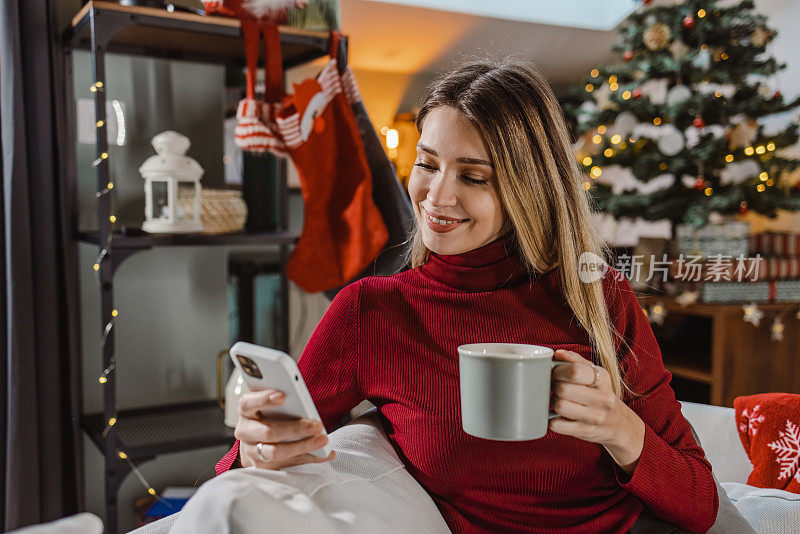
642,0,653,4
739,203,749,214
632,89,642,99
694,177,705,190
623,50,634,62
683,16,696,29
693,116,705,129
773,91,782,99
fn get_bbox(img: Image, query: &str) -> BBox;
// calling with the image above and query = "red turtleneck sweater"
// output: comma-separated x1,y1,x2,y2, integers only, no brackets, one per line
215,235,718,533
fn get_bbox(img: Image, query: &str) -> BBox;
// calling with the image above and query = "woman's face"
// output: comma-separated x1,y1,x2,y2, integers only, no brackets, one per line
408,106,506,256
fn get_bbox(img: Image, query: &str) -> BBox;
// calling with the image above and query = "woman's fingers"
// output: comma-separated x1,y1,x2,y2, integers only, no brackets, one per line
238,389,285,419
235,417,323,445
244,432,331,466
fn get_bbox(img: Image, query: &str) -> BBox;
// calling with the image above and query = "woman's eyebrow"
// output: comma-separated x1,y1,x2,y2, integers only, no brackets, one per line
417,143,494,168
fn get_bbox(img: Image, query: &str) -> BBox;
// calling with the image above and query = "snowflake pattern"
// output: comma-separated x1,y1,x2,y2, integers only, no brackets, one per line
767,419,800,483
739,404,765,437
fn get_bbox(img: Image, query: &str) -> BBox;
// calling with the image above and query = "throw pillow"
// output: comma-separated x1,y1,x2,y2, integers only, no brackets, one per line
735,393,800,494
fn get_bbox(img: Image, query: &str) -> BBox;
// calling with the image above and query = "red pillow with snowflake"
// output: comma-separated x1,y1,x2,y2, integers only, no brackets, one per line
735,393,800,494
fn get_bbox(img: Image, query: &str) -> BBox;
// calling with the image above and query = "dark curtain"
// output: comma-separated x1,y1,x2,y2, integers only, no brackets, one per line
1,0,83,529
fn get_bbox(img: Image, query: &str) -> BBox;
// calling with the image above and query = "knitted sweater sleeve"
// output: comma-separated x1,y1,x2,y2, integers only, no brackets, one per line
604,270,718,533
214,281,364,475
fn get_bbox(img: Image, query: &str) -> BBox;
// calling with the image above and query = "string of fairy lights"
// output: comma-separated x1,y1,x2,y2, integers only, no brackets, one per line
89,79,166,504
643,298,800,341
576,6,793,207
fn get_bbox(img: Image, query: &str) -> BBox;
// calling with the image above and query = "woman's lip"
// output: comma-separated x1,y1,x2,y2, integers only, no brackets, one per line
422,208,468,233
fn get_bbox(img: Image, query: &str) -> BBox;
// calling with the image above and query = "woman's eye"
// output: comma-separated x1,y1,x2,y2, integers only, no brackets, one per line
414,162,437,172
461,175,488,185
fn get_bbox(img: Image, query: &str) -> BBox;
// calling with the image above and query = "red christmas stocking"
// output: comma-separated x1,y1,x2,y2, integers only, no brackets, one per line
274,34,388,292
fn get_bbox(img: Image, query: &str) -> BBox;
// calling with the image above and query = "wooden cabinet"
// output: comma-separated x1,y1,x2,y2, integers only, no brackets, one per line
637,296,800,407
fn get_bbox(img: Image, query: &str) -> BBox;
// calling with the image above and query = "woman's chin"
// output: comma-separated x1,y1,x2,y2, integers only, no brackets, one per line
422,229,472,256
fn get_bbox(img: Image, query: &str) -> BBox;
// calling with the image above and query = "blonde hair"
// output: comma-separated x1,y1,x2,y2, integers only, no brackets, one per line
408,58,634,399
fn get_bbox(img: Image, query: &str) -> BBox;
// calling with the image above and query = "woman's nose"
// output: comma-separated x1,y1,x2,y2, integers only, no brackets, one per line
426,174,457,207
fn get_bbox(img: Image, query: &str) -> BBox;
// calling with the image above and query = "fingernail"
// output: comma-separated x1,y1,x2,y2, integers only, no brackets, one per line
269,392,283,401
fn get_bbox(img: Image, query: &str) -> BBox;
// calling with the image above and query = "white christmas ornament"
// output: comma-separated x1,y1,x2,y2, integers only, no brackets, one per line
666,84,692,107
676,290,699,307
611,112,638,137
669,39,690,60
692,49,712,70
694,82,737,98
638,79,669,105
742,302,764,327
656,124,685,156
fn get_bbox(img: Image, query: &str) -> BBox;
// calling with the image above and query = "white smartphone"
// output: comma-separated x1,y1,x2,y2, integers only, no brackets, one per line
228,341,332,458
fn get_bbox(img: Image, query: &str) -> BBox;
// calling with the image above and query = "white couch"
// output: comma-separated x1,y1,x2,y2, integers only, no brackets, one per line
11,402,798,533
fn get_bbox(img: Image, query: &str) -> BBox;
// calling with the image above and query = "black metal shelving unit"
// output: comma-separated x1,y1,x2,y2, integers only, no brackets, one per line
61,3,344,531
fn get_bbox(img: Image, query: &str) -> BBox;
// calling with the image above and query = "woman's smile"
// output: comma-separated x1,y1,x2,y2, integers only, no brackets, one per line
423,207,469,233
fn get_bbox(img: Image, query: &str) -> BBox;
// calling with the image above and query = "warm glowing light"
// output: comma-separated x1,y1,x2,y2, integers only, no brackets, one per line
744,147,755,156
96,120,104,127
93,263,100,271
90,86,97,93
756,145,766,154
585,83,594,92
760,172,769,181
622,91,631,100
659,162,668,170
653,117,662,125
590,69,599,78
590,166,602,178
380,126,388,135
592,134,602,144
609,83,619,91
725,154,734,163
698,8,706,17
766,179,774,186
109,215,117,223
701,44,708,51
714,91,722,98
118,451,128,459
608,75,617,84
385,128,399,150
604,148,614,157
704,187,713,196
757,184,765,192
653,305,663,314
148,488,156,496
583,181,591,190
582,156,592,166
101,152,108,159
98,376,107,384
108,182,114,189
767,142,776,151
108,418,117,426
721,52,729,60
96,82,104,88
597,125,606,134
610,135,622,144
111,309,119,317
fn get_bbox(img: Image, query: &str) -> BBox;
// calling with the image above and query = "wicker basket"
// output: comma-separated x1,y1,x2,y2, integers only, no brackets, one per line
179,188,247,234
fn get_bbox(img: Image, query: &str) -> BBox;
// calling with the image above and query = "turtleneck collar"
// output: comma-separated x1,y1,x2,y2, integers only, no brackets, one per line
418,233,531,292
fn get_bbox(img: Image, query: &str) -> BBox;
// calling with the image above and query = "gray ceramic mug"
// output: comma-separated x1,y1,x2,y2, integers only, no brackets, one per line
458,343,569,441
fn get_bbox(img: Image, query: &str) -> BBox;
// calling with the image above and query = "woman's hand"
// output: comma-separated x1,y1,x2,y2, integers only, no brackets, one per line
549,349,645,476
235,389,336,469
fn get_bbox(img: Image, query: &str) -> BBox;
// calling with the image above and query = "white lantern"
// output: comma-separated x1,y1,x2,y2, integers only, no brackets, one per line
140,131,204,234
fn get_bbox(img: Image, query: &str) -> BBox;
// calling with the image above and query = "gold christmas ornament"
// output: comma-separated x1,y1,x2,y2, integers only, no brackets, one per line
644,22,672,51
728,119,758,151
750,26,775,47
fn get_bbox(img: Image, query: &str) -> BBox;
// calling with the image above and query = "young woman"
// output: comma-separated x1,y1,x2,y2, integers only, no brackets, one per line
218,59,718,533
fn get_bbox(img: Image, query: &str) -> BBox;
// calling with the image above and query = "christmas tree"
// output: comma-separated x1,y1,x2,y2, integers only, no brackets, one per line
563,0,800,231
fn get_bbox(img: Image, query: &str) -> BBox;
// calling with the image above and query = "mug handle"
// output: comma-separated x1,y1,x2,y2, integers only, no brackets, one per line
547,361,571,420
